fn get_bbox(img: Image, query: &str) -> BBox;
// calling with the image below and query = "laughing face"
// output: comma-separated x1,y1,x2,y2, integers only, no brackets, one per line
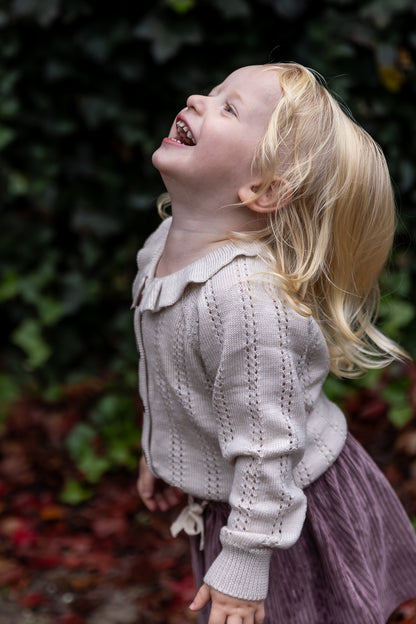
152,65,282,203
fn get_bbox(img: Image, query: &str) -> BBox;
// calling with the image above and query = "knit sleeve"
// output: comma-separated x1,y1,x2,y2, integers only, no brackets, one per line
200,259,309,600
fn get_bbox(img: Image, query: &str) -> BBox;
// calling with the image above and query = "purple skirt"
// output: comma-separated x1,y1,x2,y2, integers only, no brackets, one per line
190,434,416,623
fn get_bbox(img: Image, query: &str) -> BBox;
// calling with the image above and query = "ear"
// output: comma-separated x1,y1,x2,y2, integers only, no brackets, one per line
238,178,291,214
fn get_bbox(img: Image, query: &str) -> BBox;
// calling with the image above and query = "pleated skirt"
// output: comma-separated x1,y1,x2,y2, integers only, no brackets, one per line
190,434,416,624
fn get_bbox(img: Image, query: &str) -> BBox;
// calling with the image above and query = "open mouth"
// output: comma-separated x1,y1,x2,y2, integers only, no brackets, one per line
172,119,196,145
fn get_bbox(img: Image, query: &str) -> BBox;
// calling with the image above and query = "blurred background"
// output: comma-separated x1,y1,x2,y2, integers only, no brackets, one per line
0,1,415,622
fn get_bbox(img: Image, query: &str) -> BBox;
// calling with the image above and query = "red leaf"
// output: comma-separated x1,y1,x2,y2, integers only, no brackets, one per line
27,553,62,569
360,398,388,421
0,558,25,586
12,491,41,516
0,479,10,497
91,516,128,539
12,526,38,549
56,615,88,624
20,592,48,608
63,554,87,570
61,535,94,554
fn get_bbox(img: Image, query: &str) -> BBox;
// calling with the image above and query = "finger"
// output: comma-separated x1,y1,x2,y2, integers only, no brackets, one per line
254,605,265,624
208,611,243,624
225,616,245,624
189,584,211,612
140,491,157,512
141,466,155,490
137,476,154,502
208,613,229,624
138,476,157,511
154,491,171,511
164,486,183,508
159,490,177,510
207,607,229,624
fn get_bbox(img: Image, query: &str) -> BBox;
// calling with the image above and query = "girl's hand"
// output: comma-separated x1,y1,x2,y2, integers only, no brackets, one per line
137,455,184,512
190,583,265,624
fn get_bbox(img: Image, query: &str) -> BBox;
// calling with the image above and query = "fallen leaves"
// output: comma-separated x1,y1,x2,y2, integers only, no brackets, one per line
0,368,415,623
0,394,195,623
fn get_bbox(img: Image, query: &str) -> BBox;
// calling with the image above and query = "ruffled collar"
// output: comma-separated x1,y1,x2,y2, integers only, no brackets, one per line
132,217,264,312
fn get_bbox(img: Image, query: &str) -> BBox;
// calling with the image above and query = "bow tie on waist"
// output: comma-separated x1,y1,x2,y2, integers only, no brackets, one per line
170,496,208,550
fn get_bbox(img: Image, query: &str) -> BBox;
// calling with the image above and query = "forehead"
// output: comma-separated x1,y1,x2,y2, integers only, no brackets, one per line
220,65,282,106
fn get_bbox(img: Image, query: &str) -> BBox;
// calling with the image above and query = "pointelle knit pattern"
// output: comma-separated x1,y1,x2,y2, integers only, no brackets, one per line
132,218,347,600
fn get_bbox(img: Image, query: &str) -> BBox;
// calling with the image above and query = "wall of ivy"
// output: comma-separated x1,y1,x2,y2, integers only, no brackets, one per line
1,0,415,403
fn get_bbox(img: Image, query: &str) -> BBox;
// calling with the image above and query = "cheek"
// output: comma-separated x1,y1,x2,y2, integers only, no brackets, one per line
222,139,258,177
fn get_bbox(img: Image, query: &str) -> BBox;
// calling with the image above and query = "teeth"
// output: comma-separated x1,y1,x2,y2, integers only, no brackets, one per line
176,120,196,145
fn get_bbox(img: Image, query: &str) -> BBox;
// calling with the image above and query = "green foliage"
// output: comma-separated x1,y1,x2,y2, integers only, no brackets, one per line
379,261,415,341
89,393,140,468
0,373,20,426
166,0,196,13
0,1,415,430
380,370,414,427
65,393,139,487
66,422,110,484
60,479,95,505
325,365,414,429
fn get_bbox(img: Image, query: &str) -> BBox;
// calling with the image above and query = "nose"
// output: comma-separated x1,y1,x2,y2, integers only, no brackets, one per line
186,93,207,113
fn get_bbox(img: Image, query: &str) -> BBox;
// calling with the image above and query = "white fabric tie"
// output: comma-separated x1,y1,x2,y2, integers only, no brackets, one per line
170,496,208,550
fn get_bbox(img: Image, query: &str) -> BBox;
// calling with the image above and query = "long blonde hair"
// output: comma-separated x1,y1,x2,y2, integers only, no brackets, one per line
157,62,407,377
244,62,407,377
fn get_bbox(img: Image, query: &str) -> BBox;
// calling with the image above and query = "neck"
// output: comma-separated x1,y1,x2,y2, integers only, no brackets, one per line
156,212,234,278
155,181,265,277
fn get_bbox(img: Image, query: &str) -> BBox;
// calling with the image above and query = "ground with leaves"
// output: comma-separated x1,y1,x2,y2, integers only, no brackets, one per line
0,389,196,624
1,369,416,624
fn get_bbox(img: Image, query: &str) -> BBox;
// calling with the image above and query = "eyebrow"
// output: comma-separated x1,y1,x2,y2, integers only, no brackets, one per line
229,91,244,105
209,86,245,106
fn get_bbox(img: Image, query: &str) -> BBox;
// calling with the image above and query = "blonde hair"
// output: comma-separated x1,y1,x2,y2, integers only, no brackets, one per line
242,62,407,377
157,62,408,377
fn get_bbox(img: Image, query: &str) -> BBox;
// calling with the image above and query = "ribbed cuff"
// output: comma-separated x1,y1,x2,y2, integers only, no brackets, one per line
203,542,272,601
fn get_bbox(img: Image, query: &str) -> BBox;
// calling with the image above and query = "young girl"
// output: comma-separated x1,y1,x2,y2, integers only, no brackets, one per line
133,63,416,623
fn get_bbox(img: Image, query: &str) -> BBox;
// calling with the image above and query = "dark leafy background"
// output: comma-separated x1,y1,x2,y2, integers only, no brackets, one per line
0,0,416,621
1,0,415,396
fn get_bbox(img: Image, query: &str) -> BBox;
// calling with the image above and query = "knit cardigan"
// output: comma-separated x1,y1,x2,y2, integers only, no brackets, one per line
132,218,347,601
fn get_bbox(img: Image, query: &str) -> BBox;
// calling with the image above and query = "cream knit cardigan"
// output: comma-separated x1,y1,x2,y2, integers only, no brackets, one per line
132,218,347,600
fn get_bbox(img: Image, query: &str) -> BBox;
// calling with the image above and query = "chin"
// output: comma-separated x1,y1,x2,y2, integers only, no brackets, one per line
151,150,180,180
151,146,163,171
